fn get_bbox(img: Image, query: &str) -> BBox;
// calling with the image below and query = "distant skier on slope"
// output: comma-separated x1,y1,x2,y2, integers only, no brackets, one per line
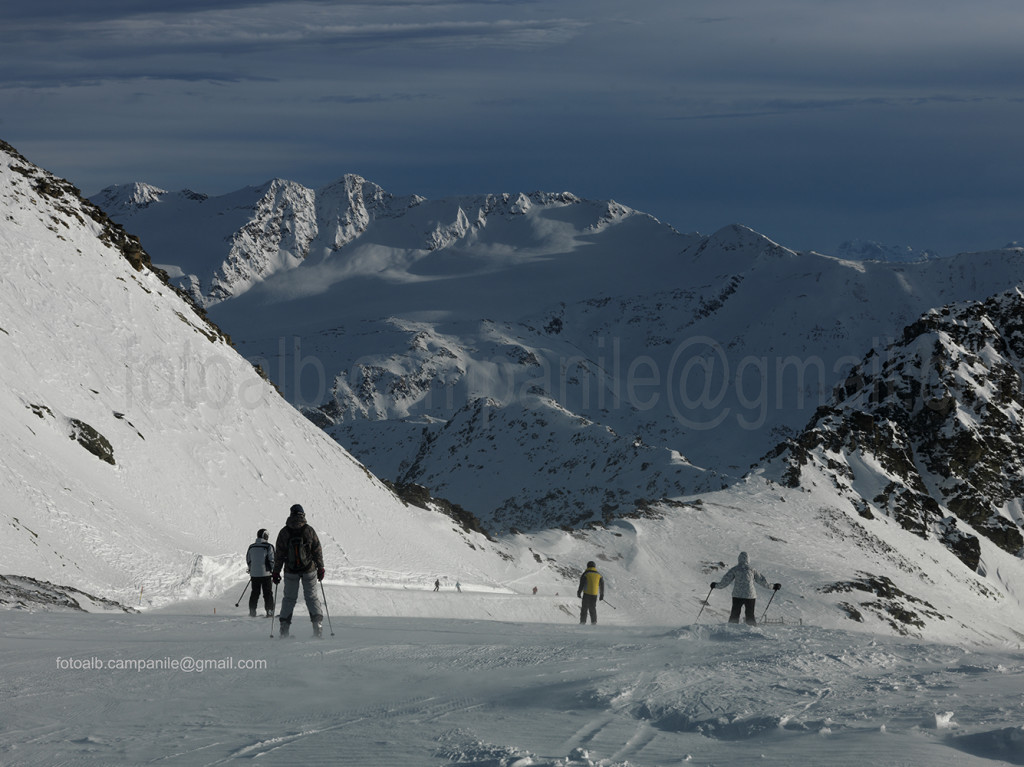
271,504,325,638
711,552,780,625
577,561,604,624
245,528,275,617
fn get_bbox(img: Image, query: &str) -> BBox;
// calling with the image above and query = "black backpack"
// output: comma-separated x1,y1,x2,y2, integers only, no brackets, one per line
286,532,312,571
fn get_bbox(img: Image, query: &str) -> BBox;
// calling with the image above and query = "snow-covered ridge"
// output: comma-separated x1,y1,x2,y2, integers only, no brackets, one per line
90,179,648,307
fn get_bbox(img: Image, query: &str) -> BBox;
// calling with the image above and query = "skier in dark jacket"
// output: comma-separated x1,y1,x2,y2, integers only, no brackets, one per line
245,528,275,617
577,561,604,624
711,552,780,625
271,504,325,638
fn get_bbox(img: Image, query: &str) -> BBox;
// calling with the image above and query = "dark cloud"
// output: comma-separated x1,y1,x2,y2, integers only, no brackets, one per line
7,0,524,22
2,0,1023,255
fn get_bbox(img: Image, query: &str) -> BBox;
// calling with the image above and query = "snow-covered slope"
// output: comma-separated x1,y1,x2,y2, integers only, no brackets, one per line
0,141,523,607
5,608,1024,767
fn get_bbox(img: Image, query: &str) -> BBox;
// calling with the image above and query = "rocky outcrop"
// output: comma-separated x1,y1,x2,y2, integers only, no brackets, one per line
768,289,1024,569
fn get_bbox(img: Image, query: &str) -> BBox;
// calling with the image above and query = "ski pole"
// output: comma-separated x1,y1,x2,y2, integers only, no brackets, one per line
695,585,715,623
320,580,335,637
234,580,250,607
270,580,279,638
602,599,617,610
761,586,779,622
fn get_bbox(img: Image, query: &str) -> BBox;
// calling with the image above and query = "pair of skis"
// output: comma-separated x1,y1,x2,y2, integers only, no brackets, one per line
240,579,335,638
267,580,335,638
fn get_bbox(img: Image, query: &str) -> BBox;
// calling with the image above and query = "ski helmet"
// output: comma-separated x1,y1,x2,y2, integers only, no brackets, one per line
257,528,268,540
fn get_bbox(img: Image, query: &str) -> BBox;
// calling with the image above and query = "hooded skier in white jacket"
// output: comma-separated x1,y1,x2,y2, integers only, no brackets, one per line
246,528,275,617
711,552,780,625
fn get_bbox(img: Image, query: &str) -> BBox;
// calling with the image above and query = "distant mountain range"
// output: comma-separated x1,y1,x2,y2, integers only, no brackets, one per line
92,178,1024,551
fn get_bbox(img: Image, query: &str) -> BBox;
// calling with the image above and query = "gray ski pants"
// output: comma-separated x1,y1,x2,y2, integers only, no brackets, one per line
279,570,323,624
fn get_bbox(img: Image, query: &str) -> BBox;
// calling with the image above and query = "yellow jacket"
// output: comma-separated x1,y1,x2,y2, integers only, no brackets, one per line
578,567,604,598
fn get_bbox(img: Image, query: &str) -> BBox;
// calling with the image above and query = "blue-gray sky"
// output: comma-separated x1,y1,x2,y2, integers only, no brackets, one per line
3,0,1023,255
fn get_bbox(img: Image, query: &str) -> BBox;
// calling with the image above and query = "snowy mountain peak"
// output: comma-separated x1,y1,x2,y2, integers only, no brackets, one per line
701,223,795,262
315,173,424,254
255,176,304,196
765,287,1024,569
320,173,425,216
92,181,170,213
510,192,532,214
207,178,318,302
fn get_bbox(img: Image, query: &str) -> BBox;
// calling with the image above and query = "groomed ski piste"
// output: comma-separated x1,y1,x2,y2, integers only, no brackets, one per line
4,581,1024,767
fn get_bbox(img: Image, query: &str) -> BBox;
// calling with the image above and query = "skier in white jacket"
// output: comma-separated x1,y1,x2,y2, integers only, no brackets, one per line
245,529,275,617
711,552,780,625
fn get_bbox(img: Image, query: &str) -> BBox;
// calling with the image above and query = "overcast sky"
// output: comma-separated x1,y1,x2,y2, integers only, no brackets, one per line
2,0,1022,254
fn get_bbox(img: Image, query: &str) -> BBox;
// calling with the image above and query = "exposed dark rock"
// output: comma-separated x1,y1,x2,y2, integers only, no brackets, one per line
68,418,115,465
768,289,1024,568
0,574,136,613
385,481,492,539
821,572,945,635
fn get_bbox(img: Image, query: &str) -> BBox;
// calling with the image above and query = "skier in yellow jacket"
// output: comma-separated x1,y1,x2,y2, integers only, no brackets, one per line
577,561,604,624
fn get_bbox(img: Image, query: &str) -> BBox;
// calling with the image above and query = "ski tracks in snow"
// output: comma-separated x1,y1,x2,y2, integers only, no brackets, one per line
5,611,1024,766
203,695,491,765
560,713,660,764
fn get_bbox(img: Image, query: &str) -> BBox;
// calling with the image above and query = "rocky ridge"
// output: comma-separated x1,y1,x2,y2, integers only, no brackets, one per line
765,287,1024,570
